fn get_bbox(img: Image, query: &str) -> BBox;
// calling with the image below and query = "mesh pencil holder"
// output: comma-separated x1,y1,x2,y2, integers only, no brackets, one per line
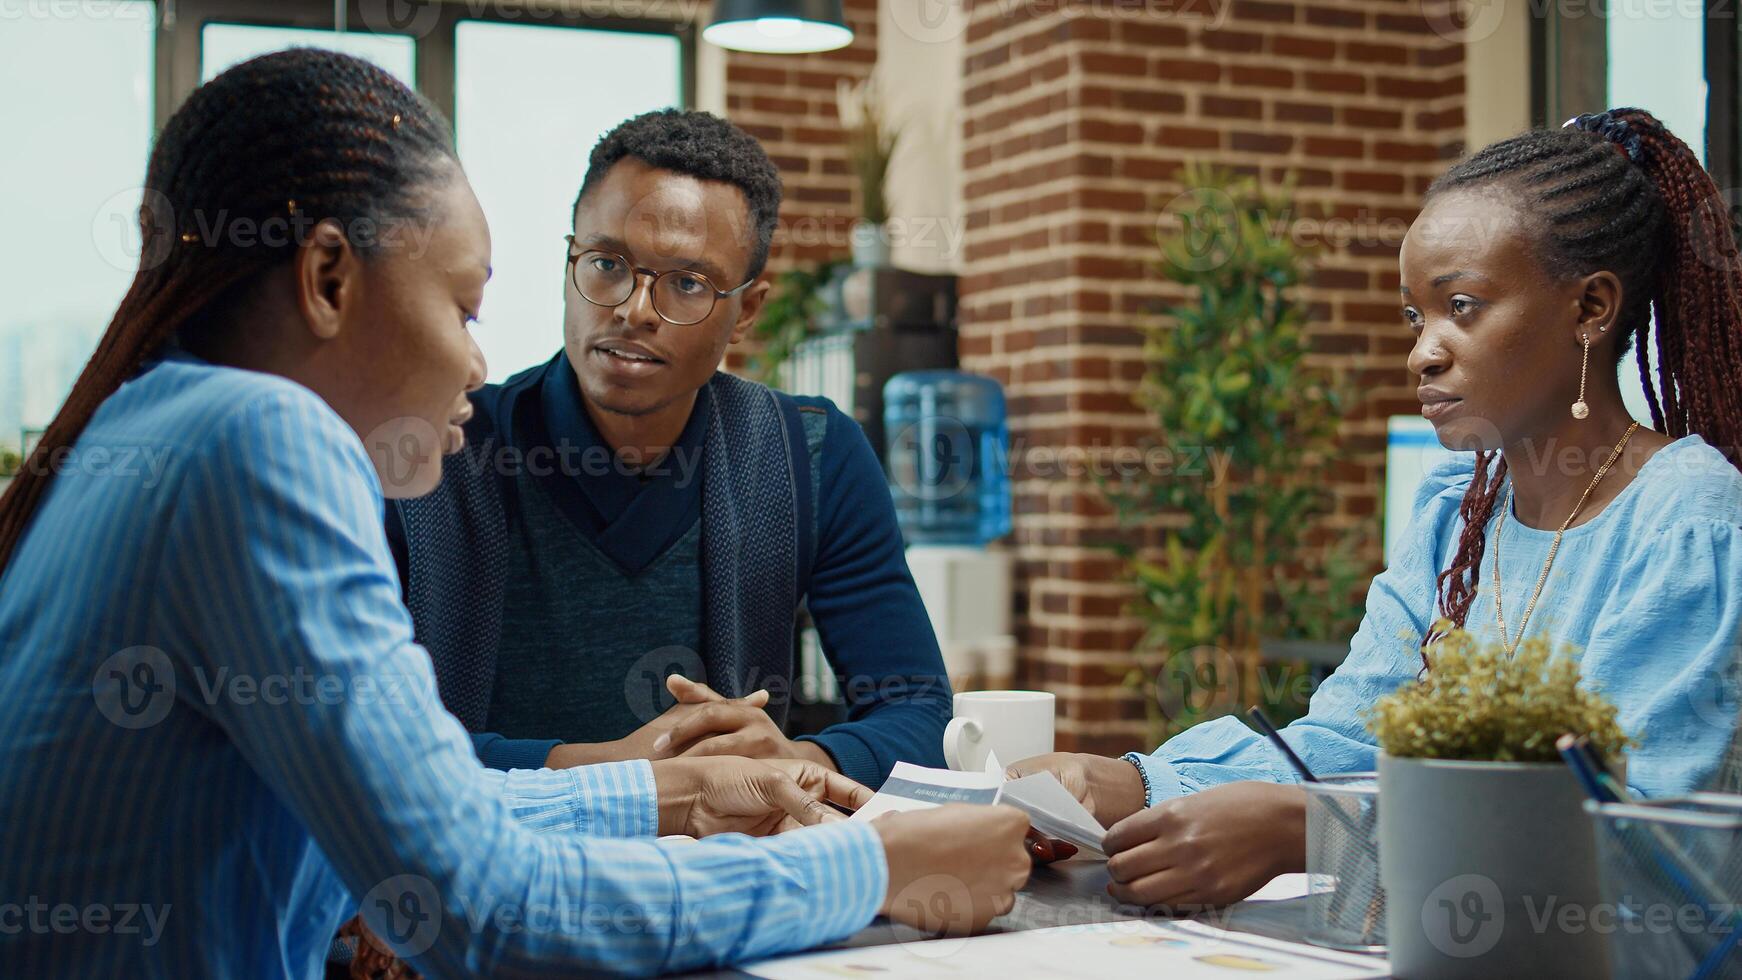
1585,794,1742,980
1303,772,1386,952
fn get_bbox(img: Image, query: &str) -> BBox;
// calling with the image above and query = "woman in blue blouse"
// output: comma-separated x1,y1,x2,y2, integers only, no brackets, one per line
1014,108,1742,909
0,51,1031,976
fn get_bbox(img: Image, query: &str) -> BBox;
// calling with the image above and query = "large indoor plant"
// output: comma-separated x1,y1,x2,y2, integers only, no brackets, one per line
1106,163,1367,745
1368,628,1631,978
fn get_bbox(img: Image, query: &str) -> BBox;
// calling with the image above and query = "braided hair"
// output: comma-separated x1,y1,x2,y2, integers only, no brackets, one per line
1422,107,1742,656
0,49,457,572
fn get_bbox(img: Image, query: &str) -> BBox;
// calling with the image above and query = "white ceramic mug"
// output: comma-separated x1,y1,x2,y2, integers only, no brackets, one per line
942,691,1056,771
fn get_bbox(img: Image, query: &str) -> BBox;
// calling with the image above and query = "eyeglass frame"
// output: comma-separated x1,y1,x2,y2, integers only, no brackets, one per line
564,234,756,325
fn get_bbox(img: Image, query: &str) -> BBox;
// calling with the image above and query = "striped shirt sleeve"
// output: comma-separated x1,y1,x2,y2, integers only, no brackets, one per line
481,761,659,838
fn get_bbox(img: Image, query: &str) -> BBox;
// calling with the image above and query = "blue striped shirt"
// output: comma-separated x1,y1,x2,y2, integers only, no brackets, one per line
0,352,886,977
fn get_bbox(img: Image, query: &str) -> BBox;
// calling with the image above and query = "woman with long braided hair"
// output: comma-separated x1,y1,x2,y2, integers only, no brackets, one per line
1010,107,1742,910
0,49,1032,976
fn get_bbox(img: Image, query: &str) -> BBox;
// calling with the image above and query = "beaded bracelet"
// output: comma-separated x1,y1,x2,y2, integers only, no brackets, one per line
1119,752,1153,807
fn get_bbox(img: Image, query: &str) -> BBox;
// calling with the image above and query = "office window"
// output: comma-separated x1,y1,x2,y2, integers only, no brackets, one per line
1608,6,1705,425
1608,9,1706,162
1,4,689,451
0,3,157,451
455,21,683,381
200,23,416,84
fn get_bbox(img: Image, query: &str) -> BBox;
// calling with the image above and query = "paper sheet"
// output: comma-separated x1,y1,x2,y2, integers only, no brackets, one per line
744,919,1388,979
999,772,1107,853
850,759,1107,853
1245,873,1313,902
849,762,1004,822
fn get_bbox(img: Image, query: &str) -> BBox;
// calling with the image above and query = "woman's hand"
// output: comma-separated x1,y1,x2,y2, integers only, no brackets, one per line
872,804,1033,934
1102,781,1307,911
1005,752,1149,826
650,756,871,838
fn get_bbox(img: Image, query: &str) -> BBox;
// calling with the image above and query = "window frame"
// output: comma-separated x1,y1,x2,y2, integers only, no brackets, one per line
155,0,696,133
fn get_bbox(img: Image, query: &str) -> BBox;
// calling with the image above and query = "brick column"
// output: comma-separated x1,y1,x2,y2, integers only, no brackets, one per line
958,0,1465,753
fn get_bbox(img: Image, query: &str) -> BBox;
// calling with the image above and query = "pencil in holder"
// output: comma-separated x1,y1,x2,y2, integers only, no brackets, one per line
1585,794,1742,979
1303,772,1386,952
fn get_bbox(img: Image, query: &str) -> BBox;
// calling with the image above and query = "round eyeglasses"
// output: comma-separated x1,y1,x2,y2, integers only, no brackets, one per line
565,235,755,326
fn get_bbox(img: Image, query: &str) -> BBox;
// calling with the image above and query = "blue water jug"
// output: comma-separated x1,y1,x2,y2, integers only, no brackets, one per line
883,370,1011,546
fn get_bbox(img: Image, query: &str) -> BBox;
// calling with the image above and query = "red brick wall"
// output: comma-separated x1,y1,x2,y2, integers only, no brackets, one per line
957,0,1466,753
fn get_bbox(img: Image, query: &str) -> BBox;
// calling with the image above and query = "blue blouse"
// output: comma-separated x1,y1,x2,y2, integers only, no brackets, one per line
1128,435,1742,801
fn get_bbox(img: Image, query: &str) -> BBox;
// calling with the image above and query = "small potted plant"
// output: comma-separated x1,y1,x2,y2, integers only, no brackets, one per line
744,259,844,386
836,77,898,268
0,445,19,493
1367,628,1631,978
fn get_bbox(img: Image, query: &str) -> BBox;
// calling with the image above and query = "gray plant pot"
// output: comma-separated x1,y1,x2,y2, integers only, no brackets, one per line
1378,753,1610,979
849,219,890,268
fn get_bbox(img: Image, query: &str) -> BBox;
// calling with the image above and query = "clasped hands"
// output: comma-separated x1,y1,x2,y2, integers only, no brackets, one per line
545,674,830,770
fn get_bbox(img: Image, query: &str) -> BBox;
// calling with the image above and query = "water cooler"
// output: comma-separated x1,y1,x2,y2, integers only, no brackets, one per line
884,371,1015,692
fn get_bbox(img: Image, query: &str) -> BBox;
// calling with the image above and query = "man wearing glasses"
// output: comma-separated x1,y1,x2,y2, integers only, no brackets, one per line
385,109,950,789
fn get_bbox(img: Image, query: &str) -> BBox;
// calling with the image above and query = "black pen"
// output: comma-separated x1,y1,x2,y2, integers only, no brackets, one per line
1246,705,1320,783
1251,706,1380,944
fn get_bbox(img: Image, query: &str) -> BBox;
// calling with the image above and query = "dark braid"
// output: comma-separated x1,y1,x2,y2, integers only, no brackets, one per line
0,49,456,572
1429,450,1509,647
1419,107,1742,663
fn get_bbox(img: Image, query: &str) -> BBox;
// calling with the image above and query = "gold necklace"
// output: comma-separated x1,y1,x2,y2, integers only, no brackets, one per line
1491,421,1640,655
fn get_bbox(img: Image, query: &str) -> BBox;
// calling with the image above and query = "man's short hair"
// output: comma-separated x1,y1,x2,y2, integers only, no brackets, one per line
573,108,783,280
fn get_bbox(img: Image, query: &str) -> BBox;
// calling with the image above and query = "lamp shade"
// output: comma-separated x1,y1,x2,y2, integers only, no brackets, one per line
702,0,854,53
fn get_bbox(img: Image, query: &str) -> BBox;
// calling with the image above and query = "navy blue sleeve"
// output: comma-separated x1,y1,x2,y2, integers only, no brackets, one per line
472,732,563,772
794,400,953,786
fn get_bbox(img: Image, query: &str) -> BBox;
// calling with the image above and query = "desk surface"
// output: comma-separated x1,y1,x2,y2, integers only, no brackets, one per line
689,860,1385,977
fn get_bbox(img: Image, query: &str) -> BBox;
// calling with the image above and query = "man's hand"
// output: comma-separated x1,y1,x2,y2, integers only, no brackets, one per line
872,805,1033,935
659,675,835,769
650,756,873,838
1006,752,1148,826
1102,781,1307,911
544,675,833,770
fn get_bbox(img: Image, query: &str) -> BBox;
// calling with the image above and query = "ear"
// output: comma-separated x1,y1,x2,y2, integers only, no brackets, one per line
726,276,771,346
294,219,360,341
1574,270,1624,348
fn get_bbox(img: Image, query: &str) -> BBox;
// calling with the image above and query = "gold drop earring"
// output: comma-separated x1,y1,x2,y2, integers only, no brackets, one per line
1570,325,1607,420
1572,332,1592,420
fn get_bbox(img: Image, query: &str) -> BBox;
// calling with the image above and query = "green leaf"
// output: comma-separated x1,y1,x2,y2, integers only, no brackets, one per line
1214,370,1252,395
